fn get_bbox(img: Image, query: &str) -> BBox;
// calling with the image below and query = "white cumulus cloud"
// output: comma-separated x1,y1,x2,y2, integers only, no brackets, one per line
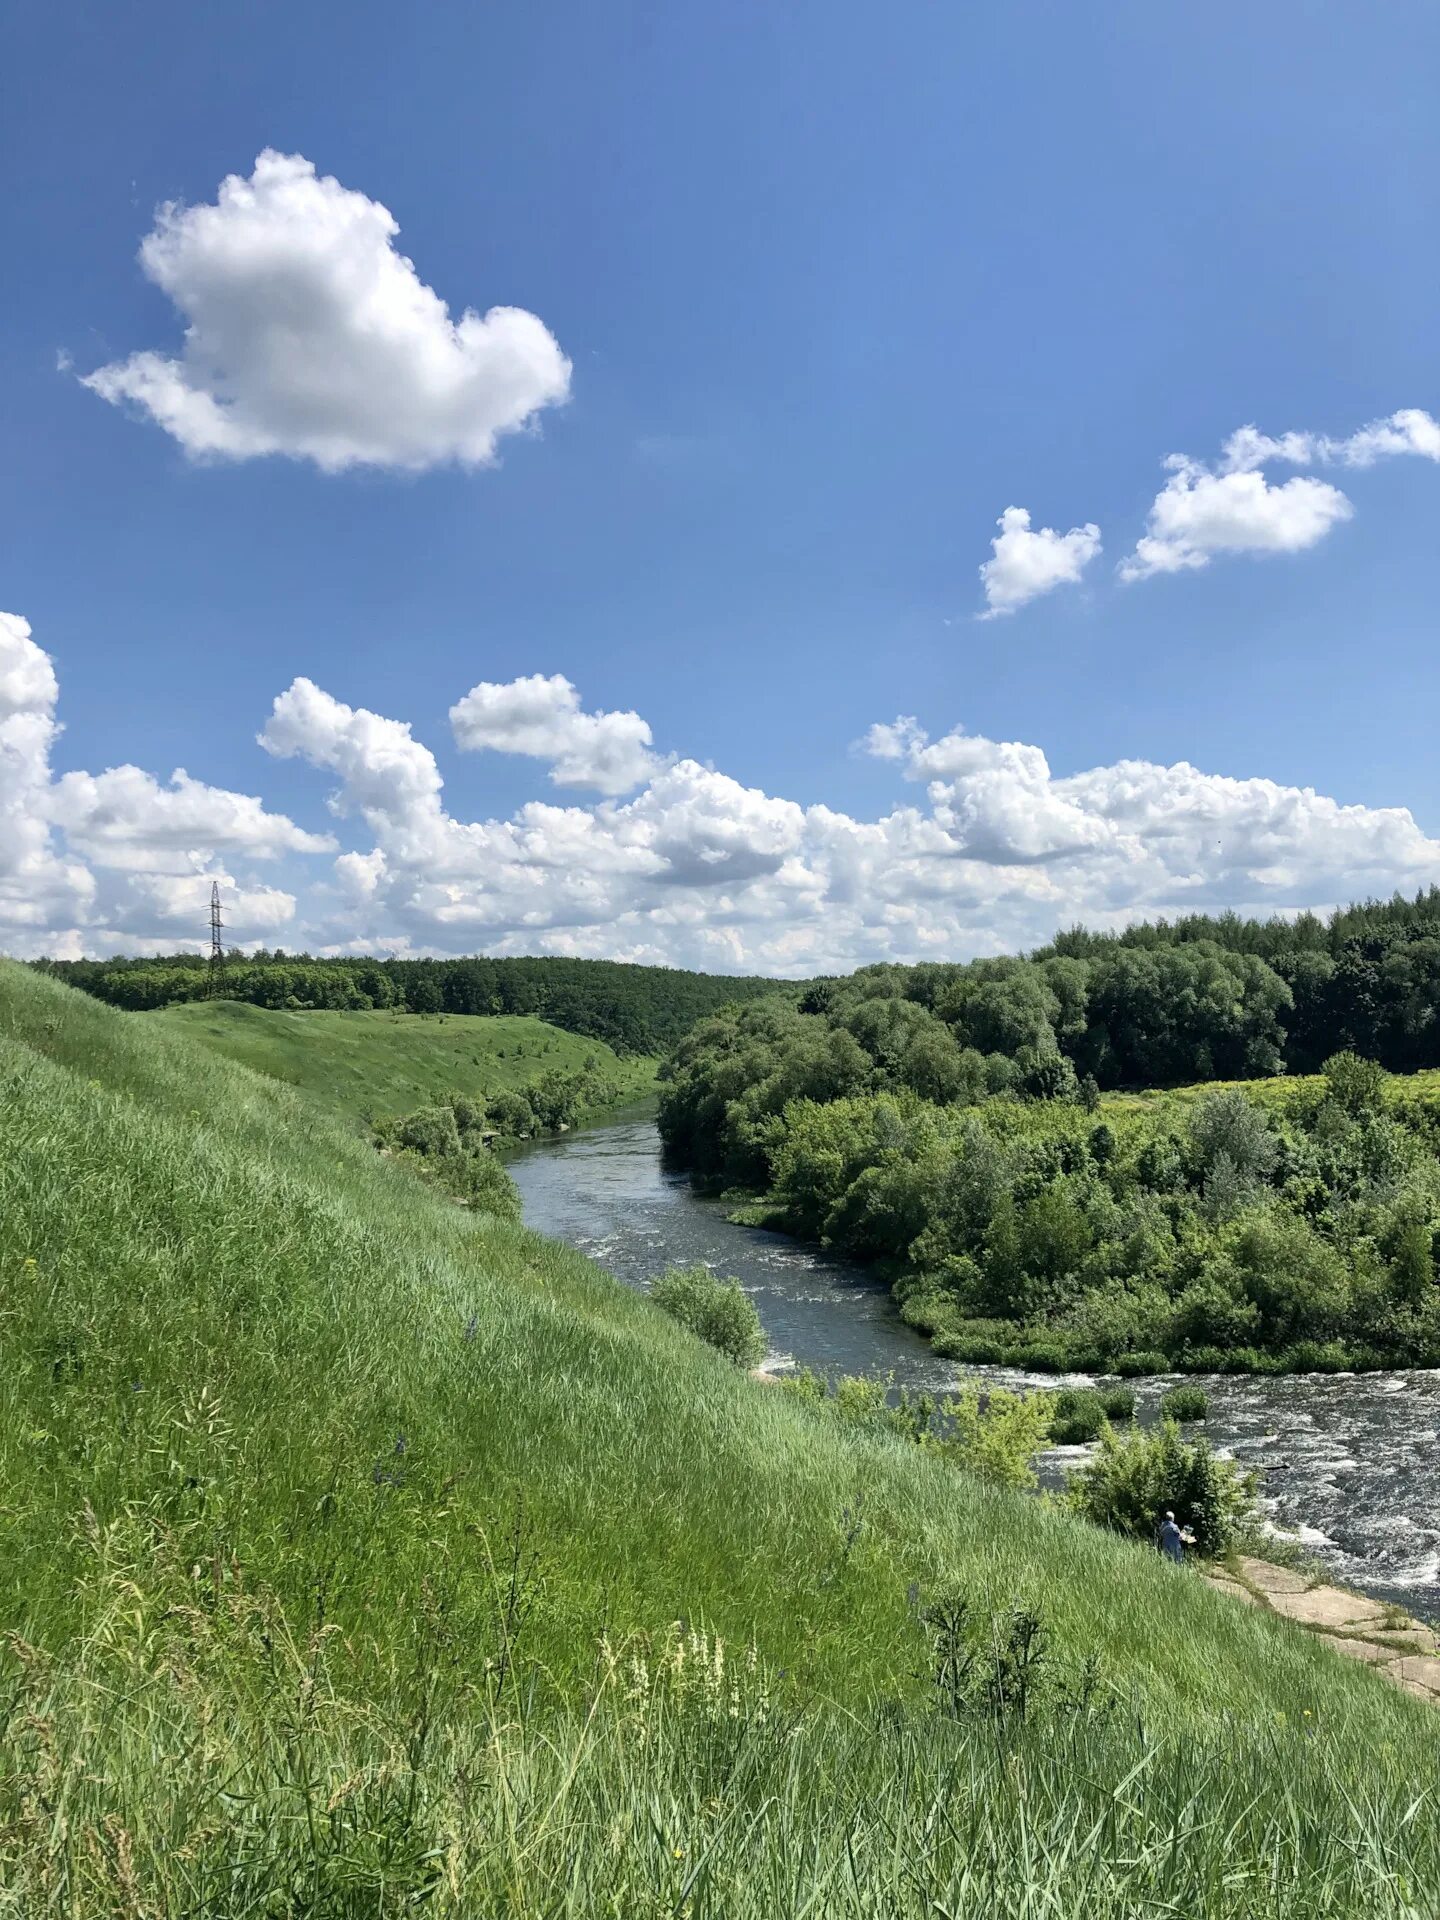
1222,408,1440,474
1120,458,1353,581
978,506,1102,616
81,150,571,473
1122,406,1439,583
8,612,1440,973
449,673,658,793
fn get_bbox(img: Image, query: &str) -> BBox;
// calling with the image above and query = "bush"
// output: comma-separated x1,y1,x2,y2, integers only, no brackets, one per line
1159,1384,1209,1422
1067,1421,1257,1558
394,1104,462,1157
448,1150,522,1219
1278,1339,1353,1374
1048,1388,1108,1446
930,1386,1056,1490
651,1266,766,1369
1048,1384,1136,1446
931,1331,1008,1365
1097,1386,1135,1422
488,1089,537,1136
1113,1350,1169,1377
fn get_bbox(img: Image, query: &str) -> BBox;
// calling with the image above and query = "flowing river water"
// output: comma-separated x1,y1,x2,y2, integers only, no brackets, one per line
507,1105,1440,1622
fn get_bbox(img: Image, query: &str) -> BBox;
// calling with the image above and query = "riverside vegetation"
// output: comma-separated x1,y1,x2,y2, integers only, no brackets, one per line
5,960,1440,1914
660,971,1440,1373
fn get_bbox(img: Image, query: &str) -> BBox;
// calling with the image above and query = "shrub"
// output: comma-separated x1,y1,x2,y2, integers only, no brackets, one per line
651,1266,766,1369
488,1089,537,1135
1067,1421,1257,1558
1174,1346,1227,1374
449,1093,487,1134
1113,1350,1168,1377
448,1150,522,1220
1278,1339,1352,1374
1159,1384,1209,1423
1323,1050,1389,1117
931,1330,1008,1365
929,1386,1056,1490
1097,1386,1135,1423
394,1104,462,1157
1009,1340,1068,1374
1048,1388,1107,1446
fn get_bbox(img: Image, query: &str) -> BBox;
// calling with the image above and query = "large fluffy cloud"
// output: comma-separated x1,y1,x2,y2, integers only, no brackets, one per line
8,610,1440,973
81,151,571,473
978,506,1102,616
1120,458,1353,580
449,673,658,793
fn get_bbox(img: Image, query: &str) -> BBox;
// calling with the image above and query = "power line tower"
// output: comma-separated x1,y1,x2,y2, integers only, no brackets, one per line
206,881,226,998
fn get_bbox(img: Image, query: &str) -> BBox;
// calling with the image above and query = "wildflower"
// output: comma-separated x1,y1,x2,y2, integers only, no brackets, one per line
672,1846,685,1860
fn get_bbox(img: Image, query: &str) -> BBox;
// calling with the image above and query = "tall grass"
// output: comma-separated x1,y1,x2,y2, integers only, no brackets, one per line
2,963,1437,1914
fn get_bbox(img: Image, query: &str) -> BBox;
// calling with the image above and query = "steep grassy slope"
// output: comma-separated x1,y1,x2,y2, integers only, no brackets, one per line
152,999,657,1128
2,964,1438,1914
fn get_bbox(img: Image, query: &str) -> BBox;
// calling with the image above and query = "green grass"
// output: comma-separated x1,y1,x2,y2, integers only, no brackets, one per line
2,963,1439,1914
151,998,658,1128
1100,1064,1440,1121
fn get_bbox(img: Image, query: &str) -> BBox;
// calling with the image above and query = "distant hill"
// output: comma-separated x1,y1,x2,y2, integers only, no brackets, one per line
38,951,790,1056
154,1000,656,1130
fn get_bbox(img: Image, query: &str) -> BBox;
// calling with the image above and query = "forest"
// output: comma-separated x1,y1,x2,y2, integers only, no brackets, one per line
33,951,781,1056
658,890,1440,1374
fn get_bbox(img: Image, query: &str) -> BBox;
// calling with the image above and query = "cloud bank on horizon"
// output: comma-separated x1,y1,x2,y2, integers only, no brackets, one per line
6,608,1440,975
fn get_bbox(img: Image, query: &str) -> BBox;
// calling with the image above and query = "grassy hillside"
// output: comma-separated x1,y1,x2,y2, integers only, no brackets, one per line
2,963,1438,1914
152,1000,657,1129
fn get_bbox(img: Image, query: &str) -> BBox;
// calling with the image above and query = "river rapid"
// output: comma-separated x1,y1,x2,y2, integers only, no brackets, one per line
507,1106,1440,1621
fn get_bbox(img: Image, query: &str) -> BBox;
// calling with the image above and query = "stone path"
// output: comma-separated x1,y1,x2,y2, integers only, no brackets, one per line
1203,1555,1440,1703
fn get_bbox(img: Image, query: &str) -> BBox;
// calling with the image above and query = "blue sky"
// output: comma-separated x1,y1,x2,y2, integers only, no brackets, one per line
2,0,1438,971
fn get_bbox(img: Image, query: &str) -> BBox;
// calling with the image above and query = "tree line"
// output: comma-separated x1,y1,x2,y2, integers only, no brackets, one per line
31,952,782,1057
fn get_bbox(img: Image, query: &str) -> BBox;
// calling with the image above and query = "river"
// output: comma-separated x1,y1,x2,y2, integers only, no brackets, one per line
508,1106,1440,1621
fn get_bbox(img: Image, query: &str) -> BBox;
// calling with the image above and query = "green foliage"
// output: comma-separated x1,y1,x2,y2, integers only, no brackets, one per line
376,1100,522,1219
4,963,1440,1912
1160,1384,1210,1422
38,950,783,1055
1323,1048,1390,1116
662,990,1440,1371
932,1385,1057,1489
917,1592,1110,1728
395,1102,463,1157
651,1265,767,1368
777,1370,1054,1490
1049,1388,1111,1446
1068,1421,1257,1557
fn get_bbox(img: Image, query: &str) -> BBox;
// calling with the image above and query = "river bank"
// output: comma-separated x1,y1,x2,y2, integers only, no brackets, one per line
508,1106,1440,1624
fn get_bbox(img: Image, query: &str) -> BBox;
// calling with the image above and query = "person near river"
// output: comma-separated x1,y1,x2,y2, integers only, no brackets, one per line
1158,1510,1185,1564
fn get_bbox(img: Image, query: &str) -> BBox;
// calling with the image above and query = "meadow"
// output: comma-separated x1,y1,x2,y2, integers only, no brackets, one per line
3,962,1439,1914
154,999,658,1130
